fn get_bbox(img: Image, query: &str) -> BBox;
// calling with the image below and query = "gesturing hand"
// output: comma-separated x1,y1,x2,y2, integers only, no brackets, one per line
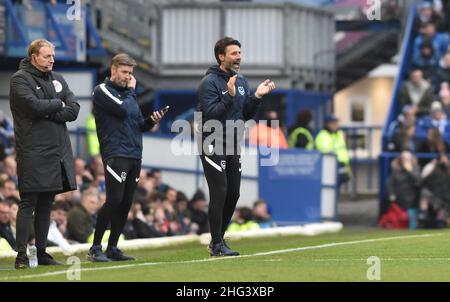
227,75,237,96
255,79,276,98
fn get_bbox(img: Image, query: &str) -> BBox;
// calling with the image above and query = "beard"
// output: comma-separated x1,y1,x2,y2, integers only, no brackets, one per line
225,60,240,74
115,78,128,87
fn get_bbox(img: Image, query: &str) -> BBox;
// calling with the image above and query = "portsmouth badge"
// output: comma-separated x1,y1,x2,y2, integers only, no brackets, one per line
121,172,127,182
220,160,226,170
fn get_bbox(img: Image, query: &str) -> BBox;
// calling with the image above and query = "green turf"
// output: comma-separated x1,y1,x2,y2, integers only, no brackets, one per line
1,228,449,281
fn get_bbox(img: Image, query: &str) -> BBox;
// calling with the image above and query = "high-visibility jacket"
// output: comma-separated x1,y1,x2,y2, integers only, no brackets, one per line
0,238,13,252
85,113,100,156
315,129,350,165
288,127,314,150
227,221,260,232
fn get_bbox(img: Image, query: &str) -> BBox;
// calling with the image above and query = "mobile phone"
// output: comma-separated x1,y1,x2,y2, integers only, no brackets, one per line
160,106,170,114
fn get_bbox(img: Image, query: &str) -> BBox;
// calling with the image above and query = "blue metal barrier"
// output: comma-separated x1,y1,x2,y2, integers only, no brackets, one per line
44,3,69,51
3,0,105,60
4,0,27,48
382,2,417,149
85,7,105,57
259,149,339,224
378,2,417,214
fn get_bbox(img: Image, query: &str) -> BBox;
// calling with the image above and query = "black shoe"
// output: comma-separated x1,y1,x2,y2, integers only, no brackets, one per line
87,245,110,262
222,239,237,251
105,247,135,261
37,252,62,266
222,239,240,256
209,241,240,257
14,254,29,269
208,239,240,255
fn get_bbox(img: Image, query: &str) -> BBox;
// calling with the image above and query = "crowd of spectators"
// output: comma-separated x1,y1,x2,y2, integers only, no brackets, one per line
0,131,275,251
385,151,450,228
384,0,450,229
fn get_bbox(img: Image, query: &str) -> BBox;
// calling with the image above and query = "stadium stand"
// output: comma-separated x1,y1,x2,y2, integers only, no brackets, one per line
3,0,444,257
380,0,450,229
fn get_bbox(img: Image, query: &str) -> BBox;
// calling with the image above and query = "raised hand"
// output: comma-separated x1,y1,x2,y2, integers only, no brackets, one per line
255,79,276,98
227,75,237,96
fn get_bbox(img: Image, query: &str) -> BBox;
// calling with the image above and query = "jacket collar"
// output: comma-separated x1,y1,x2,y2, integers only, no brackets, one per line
205,65,235,81
19,58,51,79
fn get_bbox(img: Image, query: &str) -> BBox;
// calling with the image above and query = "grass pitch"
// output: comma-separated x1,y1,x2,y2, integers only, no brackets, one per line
1,228,450,282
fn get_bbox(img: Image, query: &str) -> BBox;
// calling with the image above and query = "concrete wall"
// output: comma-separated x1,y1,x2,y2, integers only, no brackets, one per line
333,65,396,195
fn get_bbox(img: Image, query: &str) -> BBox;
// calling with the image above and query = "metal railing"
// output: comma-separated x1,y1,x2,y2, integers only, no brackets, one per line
341,125,384,197
4,0,105,59
382,1,417,149
378,1,417,211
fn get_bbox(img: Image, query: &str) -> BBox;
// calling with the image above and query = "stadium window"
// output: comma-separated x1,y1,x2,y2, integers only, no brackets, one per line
350,100,365,123
348,99,369,154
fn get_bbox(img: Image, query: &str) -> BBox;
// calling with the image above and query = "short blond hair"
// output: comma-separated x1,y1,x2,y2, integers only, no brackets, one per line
27,39,55,58
111,53,136,68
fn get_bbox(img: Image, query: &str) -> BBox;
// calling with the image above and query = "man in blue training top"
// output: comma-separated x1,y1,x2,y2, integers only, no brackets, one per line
88,53,166,262
197,37,275,256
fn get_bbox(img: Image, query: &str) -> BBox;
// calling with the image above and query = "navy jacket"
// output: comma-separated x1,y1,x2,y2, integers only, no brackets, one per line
92,78,154,160
197,65,261,149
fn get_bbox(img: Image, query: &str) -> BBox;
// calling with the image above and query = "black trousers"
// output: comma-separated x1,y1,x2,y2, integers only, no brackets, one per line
93,157,141,248
16,192,55,254
200,154,241,244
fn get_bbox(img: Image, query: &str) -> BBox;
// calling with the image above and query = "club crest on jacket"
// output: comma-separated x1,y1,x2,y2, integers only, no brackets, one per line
121,172,127,182
53,80,63,93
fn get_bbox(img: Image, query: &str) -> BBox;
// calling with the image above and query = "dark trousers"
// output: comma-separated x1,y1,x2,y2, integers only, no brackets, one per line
15,192,55,254
93,157,141,248
200,154,241,244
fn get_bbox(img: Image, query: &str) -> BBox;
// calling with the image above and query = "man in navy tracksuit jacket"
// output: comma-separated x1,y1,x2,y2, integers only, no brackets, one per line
88,53,165,262
197,37,275,256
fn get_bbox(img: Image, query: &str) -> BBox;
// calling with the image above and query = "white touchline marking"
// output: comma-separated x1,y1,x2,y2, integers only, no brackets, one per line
312,258,450,262
0,233,443,281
